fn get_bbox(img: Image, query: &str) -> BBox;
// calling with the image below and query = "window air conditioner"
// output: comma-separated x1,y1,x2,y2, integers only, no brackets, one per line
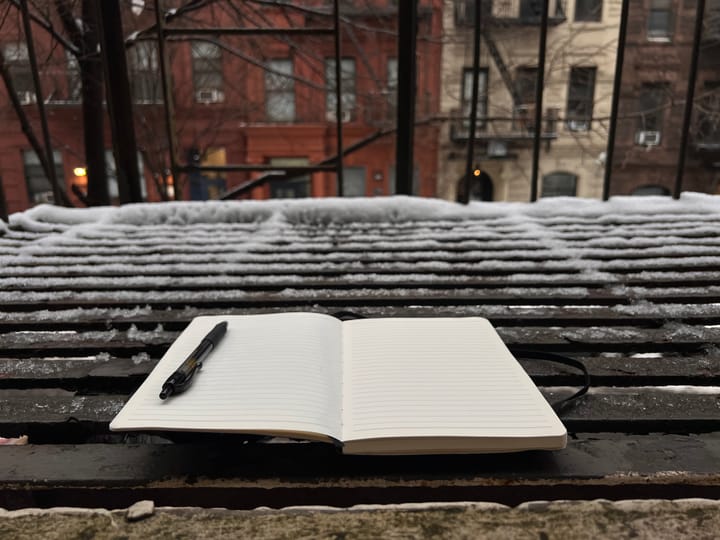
487,140,508,157
326,109,352,123
635,130,661,146
195,89,223,104
568,119,589,131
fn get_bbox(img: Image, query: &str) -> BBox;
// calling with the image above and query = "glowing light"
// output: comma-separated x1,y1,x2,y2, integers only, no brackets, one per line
73,167,87,177
473,168,481,177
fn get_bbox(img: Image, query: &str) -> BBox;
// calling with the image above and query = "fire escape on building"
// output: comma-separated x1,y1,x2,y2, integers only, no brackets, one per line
449,0,566,160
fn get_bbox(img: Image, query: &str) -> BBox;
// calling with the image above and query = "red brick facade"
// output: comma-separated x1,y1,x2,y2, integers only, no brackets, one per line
0,1,442,213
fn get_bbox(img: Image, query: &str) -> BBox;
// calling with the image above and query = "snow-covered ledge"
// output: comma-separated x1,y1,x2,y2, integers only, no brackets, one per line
5,193,720,233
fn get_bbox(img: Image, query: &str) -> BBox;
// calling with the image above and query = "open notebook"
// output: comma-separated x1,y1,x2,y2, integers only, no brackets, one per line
110,313,566,454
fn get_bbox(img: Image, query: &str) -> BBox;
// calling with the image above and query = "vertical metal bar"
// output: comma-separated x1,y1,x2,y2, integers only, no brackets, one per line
603,0,630,201
96,0,142,203
395,0,418,195
81,0,110,207
530,0,550,202
674,0,706,199
460,0,483,205
0,175,8,221
333,0,344,196
154,0,181,200
19,0,64,205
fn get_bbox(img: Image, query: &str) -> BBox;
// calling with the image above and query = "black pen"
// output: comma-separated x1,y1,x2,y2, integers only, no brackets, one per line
159,321,228,400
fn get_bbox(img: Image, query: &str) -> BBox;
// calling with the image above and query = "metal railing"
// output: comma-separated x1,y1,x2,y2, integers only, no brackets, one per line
458,0,713,201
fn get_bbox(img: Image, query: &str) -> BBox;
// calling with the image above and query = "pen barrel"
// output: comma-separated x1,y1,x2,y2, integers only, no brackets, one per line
158,321,227,399
187,339,214,365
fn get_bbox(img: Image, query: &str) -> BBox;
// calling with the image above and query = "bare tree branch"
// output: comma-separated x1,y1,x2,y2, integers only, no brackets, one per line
126,0,216,46
7,0,79,54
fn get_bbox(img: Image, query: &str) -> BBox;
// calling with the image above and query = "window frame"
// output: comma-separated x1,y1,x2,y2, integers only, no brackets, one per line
574,0,602,22
3,42,35,103
191,41,224,101
514,66,538,131
647,0,674,41
23,149,64,205
325,57,356,122
265,58,295,122
566,66,596,132
541,171,578,198
461,67,489,132
637,82,669,136
65,50,82,103
127,42,162,104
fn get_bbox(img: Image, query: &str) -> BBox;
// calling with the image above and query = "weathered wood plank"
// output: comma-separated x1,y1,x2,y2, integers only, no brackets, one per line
1,433,720,491
1,303,718,333
0,356,156,392
0,289,633,311
2,391,719,439
1,272,719,293
0,324,717,357
2,352,719,391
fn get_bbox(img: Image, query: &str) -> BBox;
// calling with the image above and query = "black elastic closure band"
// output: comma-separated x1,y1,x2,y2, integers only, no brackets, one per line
331,310,367,321
508,348,591,412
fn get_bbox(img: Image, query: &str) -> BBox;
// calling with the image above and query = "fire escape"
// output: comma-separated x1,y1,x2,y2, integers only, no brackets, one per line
450,0,566,158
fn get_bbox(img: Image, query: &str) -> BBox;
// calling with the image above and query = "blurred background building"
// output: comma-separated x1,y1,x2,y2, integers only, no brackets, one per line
0,0,718,214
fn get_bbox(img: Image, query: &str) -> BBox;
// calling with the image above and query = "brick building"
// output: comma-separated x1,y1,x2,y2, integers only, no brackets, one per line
609,0,720,195
0,1,442,214
437,0,623,201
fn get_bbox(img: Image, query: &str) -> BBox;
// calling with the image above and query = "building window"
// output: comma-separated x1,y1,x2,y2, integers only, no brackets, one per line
343,167,366,197
632,185,670,196
636,83,669,144
648,0,673,40
461,68,488,132
520,0,542,20
514,66,537,130
575,0,602,22
269,157,310,198
104,150,147,200
454,0,474,27
265,59,295,122
127,42,161,103
66,51,82,102
325,58,356,122
191,42,223,102
696,80,720,145
3,43,35,104
541,172,577,197
387,57,398,113
23,150,64,205
566,67,596,131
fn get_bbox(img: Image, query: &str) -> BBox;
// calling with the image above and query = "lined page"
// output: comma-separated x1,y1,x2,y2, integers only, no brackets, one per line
111,313,343,440
341,318,565,444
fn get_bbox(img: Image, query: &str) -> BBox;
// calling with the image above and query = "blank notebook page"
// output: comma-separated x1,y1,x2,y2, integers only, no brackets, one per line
110,313,343,440
341,317,564,442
